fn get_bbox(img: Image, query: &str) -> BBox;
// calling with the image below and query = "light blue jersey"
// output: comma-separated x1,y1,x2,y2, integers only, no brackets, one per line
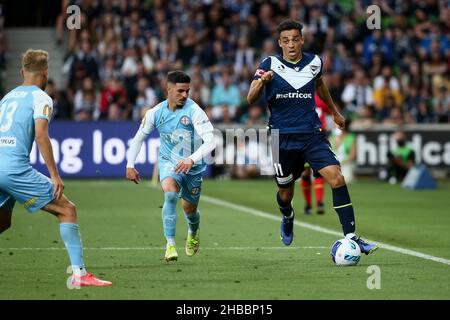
127,98,215,204
0,85,52,171
0,85,54,212
140,98,213,176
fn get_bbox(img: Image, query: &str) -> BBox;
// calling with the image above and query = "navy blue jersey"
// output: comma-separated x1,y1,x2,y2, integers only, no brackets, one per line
253,52,323,134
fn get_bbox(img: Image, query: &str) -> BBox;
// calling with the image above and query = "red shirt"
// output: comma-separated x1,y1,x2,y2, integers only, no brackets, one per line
315,94,331,130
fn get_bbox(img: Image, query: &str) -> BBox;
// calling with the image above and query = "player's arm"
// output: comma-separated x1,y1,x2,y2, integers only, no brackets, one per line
174,107,216,174
247,71,273,104
247,59,273,105
315,77,345,130
33,92,64,200
35,120,64,200
126,108,155,184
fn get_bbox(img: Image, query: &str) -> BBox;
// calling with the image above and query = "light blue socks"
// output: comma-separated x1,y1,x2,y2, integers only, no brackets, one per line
184,210,200,235
162,192,178,243
59,223,85,274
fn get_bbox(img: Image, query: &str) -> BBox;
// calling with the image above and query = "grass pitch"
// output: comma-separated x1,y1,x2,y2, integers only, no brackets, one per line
1,179,449,299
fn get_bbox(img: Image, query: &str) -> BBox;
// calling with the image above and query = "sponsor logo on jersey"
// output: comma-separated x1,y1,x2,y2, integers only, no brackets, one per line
191,187,200,195
275,92,312,99
0,137,16,147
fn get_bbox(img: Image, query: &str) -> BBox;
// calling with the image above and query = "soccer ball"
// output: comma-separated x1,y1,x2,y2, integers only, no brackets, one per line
330,238,361,266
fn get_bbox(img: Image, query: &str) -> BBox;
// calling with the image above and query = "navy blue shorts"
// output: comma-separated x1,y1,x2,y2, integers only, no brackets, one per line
271,132,340,187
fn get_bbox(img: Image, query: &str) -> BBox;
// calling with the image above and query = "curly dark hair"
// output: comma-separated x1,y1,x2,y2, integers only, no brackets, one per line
276,19,303,37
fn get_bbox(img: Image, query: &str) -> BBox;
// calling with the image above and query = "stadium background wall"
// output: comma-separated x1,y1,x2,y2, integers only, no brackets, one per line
30,122,449,178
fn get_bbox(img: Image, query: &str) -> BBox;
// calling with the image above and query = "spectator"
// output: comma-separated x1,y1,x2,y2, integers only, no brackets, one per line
100,77,128,120
74,77,100,121
189,74,210,108
45,79,73,120
234,36,255,74
373,65,403,109
210,69,241,123
66,39,100,90
239,104,267,127
383,131,416,184
43,0,448,128
341,69,374,116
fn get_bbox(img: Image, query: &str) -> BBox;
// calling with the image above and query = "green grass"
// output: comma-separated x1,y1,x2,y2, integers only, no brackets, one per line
1,179,449,300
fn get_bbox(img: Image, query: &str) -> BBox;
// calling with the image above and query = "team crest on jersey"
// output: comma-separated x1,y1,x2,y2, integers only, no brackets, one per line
310,65,319,76
191,187,200,195
180,116,190,126
276,65,286,73
294,66,300,72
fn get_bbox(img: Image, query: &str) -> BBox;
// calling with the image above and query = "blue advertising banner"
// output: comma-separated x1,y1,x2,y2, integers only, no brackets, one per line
31,121,161,178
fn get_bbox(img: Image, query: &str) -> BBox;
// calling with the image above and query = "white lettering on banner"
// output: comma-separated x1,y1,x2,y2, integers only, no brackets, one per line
357,135,377,165
93,130,102,164
95,130,160,165
411,135,422,163
422,142,442,166
357,133,450,167
103,138,126,164
31,138,83,174
60,139,83,173
444,143,450,164
378,134,388,164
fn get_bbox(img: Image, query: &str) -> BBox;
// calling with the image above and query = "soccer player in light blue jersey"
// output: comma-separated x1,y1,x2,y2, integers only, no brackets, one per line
0,50,111,287
126,71,215,262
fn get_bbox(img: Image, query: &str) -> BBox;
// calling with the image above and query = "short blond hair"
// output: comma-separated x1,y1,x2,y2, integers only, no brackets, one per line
22,49,49,73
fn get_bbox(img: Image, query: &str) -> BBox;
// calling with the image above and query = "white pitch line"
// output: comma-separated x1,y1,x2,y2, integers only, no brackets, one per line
0,246,327,251
200,195,450,266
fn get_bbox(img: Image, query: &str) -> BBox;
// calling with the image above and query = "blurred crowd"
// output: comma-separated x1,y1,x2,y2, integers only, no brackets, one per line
7,1,450,126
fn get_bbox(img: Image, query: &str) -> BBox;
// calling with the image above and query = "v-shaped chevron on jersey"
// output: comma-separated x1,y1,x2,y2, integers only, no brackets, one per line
270,55,322,90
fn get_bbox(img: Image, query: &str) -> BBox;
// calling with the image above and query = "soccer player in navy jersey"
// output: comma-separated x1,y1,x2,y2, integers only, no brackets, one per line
247,19,378,255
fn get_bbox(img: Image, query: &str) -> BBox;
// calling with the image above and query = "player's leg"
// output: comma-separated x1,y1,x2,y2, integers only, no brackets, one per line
318,165,378,255
0,209,12,234
4,168,111,286
160,176,181,261
274,148,303,246
0,194,14,234
180,174,202,257
42,195,112,286
300,165,312,214
307,134,378,254
314,173,325,214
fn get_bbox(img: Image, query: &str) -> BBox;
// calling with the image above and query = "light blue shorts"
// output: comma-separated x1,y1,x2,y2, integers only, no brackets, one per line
159,161,203,205
0,167,54,213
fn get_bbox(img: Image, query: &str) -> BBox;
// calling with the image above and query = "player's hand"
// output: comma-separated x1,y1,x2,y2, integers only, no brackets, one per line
260,70,274,84
51,175,65,200
174,158,194,174
126,167,141,184
333,111,346,130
